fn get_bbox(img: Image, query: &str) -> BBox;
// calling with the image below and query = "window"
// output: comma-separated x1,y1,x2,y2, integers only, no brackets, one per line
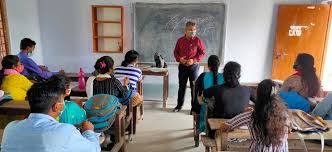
92,5,124,53
0,0,9,59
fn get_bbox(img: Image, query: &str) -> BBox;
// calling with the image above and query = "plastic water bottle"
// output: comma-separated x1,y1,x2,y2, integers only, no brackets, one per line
78,68,85,91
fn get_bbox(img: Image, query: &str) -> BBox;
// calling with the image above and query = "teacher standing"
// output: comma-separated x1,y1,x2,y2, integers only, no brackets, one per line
173,21,206,112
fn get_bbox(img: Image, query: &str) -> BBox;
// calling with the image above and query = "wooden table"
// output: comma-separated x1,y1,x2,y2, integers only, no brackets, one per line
140,68,169,110
0,101,30,115
208,118,332,151
66,73,92,82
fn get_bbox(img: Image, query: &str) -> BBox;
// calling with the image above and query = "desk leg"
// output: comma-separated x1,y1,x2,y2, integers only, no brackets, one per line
163,74,169,111
215,130,228,151
138,81,144,120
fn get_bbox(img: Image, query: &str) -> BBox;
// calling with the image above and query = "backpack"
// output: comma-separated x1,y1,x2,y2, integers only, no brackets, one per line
154,52,167,68
59,101,87,125
289,110,329,152
84,94,122,132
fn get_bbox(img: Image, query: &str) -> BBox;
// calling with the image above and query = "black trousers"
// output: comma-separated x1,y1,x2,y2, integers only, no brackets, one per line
177,63,199,108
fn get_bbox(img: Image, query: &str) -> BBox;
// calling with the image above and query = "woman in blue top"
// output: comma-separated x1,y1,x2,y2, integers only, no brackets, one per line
192,55,224,134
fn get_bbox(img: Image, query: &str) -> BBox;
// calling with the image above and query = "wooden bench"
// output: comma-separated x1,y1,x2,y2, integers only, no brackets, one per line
109,106,127,152
202,119,332,152
201,136,332,152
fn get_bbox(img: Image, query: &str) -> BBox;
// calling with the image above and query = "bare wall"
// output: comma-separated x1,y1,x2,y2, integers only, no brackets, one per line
36,0,316,83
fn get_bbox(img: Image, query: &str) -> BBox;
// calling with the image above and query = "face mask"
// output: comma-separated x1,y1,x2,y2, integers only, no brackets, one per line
188,31,196,37
28,52,34,57
15,65,24,73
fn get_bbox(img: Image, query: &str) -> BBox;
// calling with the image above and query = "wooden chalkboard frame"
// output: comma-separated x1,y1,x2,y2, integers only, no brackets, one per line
133,3,227,65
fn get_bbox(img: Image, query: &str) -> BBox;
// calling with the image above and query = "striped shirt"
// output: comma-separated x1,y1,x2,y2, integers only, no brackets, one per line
114,65,142,90
227,111,289,152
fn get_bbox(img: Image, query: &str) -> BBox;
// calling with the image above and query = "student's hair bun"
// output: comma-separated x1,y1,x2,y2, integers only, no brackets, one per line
94,56,114,74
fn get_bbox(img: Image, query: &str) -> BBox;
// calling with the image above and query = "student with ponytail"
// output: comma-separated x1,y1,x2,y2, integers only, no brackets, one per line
86,56,129,105
0,55,33,100
203,61,250,137
192,55,224,133
220,79,289,151
114,50,143,106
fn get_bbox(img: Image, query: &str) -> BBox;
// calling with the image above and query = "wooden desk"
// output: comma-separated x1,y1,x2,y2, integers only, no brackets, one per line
66,73,92,82
208,118,332,151
141,68,169,110
71,86,88,98
0,101,30,115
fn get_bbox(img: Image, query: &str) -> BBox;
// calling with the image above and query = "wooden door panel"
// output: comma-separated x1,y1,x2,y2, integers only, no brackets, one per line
272,4,330,81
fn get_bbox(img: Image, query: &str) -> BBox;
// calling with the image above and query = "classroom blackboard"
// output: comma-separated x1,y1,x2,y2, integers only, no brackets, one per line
134,3,226,63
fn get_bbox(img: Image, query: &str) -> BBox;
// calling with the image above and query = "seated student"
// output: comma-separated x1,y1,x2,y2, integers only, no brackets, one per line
48,75,87,125
220,79,289,152
280,53,322,111
0,55,33,101
1,77,101,152
312,93,332,146
86,56,129,104
17,38,64,81
193,55,224,133
114,50,143,106
203,61,250,137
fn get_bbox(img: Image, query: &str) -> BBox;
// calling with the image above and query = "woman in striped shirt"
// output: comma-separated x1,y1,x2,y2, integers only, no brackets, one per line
114,50,143,106
220,79,290,152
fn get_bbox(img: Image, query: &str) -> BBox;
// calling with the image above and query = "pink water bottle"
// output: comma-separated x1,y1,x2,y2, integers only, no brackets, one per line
78,68,85,91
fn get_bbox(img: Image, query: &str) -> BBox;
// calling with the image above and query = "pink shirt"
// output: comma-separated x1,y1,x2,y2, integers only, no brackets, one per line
173,36,206,62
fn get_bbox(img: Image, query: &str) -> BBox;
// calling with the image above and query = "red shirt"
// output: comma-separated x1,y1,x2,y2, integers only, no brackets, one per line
173,36,206,62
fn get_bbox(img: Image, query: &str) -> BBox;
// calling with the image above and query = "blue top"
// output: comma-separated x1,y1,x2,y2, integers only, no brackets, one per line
1,113,101,152
18,52,57,79
312,93,332,120
203,72,224,89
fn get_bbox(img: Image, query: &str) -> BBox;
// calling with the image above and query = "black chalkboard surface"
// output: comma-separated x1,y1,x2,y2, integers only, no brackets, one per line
134,3,226,63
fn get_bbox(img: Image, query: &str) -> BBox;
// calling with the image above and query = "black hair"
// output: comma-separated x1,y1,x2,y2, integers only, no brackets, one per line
223,61,241,88
1,55,19,69
27,77,66,114
121,50,139,67
208,55,220,85
186,21,196,27
94,56,114,74
294,53,320,97
0,55,20,86
252,79,288,146
48,74,71,91
20,38,36,50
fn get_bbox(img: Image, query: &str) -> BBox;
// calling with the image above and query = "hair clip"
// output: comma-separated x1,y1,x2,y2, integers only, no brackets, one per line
270,81,279,96
99,62,106,68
